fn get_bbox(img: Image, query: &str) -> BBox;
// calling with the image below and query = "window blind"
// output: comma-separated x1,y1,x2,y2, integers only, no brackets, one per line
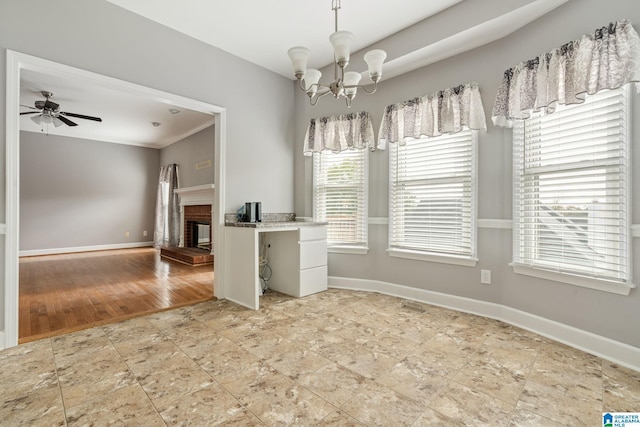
389,130,476,257
513,87,629,283
313,149,368,247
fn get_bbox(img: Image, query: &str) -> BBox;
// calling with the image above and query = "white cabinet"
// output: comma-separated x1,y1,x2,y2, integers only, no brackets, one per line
224,224,328,309
297,226,328,297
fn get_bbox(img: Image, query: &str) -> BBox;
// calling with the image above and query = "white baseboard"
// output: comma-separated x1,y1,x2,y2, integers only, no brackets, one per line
19,241,154,257
329,276,640,372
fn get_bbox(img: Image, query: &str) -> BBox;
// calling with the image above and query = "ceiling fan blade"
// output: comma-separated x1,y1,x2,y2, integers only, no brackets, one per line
20,104,39,110
20,111,41,115
60,111,102,122
57,115,78,127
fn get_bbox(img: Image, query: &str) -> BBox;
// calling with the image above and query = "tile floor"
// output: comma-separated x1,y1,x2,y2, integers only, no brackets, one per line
1,289,639,426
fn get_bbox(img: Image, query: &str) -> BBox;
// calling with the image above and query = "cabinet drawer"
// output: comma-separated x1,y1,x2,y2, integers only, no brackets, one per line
299,226,327,242
299,265,328,297
300,240,327,269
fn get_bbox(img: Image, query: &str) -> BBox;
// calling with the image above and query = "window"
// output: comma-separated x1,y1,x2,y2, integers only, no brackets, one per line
388,131,477,265
313,149,368,251
513,87,632,294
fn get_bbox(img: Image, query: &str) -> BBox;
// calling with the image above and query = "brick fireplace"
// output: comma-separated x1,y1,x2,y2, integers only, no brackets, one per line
160,184,215,266
184,205,212,250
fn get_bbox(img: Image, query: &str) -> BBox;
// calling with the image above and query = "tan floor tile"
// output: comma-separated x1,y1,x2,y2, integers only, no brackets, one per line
238,331,297,360
603,361,640,412
265,343,333,380
51,327,113,366
136,354,214,408
428,382,514,426
453,358,528,405
102,316,160,344
65,384,163,426
0,338,57,389
412,407,466,426
2,289,638,426
336,377,426,426
217,363,334,426
318,341,399,379
190,337,262,377
157,382,248,425
57,349,136,408
297,363,371,407
517,379,602,425
362,330,419,359
314,410,366,426
508,408,566,426
0,381,65,427
529,347,602,400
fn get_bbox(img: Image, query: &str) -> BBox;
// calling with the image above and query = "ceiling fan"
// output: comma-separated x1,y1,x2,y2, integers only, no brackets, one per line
20,91,102,127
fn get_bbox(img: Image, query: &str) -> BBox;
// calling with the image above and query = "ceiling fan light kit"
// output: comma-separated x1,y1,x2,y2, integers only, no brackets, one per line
288,0,387,107
20,91,103,131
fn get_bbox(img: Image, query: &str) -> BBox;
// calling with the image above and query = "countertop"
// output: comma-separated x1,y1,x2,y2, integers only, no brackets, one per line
225,220,328,228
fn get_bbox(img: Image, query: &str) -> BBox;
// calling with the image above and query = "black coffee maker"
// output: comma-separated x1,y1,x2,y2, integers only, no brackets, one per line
239,202,262,223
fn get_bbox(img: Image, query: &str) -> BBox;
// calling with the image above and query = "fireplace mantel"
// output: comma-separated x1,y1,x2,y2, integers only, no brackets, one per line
175,184,215,206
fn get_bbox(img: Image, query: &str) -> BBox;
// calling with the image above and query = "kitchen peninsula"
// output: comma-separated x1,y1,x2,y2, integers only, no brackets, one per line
224,214,328,309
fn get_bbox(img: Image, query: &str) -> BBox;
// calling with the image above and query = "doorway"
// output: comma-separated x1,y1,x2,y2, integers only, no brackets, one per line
4,50,227,348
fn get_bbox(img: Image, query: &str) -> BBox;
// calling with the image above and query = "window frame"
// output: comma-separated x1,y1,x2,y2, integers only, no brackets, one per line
312,148,369,254
511,85,634,296
387,130,478,266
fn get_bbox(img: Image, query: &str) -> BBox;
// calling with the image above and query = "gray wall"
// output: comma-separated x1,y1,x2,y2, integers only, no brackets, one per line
160,125,214,188
294,0,640,347
0,0,295,334
19,131,158,251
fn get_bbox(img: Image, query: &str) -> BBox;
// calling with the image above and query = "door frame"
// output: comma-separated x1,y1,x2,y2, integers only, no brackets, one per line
4,50,227,348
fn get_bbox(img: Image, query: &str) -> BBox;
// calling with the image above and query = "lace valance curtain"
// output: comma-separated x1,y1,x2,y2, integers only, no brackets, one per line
492,19,640,127
303,111,376,156
378,82,486,148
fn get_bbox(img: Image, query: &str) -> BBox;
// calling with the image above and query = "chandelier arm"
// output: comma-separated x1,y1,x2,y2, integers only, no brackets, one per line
309,89,333,106
358,81,379,94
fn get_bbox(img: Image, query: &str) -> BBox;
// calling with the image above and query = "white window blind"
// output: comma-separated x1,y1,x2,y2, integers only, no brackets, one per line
389,130,476,258
313,149,368,247
513,87,630,284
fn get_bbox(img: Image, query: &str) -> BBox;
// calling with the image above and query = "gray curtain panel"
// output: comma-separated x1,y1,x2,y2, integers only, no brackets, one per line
153,163,180,247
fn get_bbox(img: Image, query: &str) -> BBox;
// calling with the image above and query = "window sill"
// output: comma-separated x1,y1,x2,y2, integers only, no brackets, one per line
511,264,635,296
328,246,369,255
387,248,478,267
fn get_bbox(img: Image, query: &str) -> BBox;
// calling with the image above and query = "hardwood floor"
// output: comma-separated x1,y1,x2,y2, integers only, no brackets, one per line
18,247,214,343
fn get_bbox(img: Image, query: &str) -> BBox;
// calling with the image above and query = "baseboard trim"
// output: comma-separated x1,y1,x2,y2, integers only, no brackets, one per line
19,241,154,257
329,276,640,372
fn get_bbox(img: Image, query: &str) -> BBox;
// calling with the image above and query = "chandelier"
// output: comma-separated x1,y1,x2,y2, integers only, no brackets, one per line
287,0,387,107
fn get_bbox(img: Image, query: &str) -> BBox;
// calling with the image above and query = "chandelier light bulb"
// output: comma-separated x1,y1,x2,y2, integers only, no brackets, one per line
343,71,362,98
288,46,311,79
329,31,354,68
364,49,387,82
303,69,322,96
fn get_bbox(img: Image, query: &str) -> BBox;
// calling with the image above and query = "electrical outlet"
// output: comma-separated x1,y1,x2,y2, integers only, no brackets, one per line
481,269,491,284
125,231,130,237
143,230,148,237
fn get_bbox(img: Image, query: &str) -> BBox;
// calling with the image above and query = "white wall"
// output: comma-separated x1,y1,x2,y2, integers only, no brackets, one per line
19,131,158,251
160,125,215,189
294,0,640,348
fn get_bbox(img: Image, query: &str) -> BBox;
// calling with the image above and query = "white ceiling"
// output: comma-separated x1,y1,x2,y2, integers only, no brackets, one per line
105,0,465,78
20,69,214,149
19,0,567,147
